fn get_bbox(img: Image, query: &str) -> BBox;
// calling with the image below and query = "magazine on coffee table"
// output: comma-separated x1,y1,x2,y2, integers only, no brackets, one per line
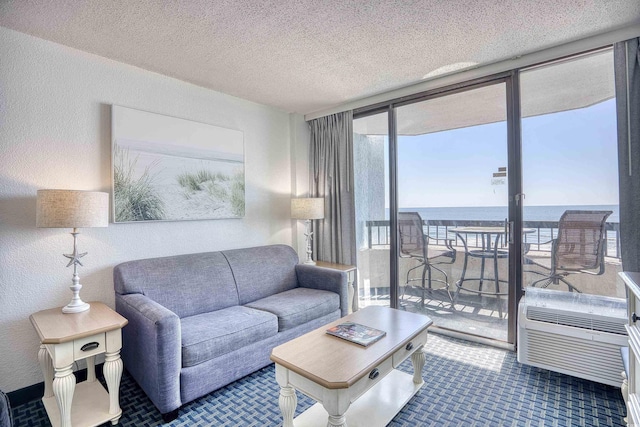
326,322,386,347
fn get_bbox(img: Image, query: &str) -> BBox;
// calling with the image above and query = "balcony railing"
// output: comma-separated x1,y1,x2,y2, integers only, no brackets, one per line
365,219,621,258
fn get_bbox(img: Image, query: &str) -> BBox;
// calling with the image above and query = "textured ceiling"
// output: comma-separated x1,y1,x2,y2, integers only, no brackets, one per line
1,1,639,115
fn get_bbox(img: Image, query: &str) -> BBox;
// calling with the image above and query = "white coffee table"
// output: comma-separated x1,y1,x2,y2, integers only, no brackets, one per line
270,306,433,427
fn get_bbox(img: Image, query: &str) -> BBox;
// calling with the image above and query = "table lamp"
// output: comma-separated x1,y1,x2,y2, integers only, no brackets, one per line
291,198,324,265
36,189,109,313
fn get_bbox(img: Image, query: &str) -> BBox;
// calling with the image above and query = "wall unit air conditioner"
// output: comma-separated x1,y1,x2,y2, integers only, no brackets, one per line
517,287,627,387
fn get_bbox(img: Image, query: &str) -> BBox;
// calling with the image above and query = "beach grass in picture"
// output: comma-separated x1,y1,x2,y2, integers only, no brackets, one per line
177,170,245,217
112,106,245,222
113,145,166,221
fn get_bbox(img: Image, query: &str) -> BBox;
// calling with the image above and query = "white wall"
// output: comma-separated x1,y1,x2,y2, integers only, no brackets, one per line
289,114,311,257
0,27,294,392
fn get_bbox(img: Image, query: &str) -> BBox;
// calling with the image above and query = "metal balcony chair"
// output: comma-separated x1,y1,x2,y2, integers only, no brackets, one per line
526,210,612,292
398,212,456,308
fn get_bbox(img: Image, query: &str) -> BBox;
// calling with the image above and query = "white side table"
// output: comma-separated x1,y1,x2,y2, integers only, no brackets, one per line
30,302,128,427
315,261,357,313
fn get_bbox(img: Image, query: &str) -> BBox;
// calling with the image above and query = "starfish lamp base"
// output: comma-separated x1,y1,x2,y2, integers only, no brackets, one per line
61,228,91,314
62,274,90,313
303,219,316,265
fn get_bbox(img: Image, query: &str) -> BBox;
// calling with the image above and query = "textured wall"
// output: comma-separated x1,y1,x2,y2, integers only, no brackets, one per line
0,27,294,392
290,114,311,259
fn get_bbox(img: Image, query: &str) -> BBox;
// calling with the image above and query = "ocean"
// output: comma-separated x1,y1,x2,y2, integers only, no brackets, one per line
396,205,619,223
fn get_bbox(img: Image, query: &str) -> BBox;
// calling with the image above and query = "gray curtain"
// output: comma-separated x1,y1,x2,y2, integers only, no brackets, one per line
309,111,356,265
614,38,640,272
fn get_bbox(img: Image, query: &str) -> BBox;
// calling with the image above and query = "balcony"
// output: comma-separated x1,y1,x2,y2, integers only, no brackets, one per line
357,219,623,341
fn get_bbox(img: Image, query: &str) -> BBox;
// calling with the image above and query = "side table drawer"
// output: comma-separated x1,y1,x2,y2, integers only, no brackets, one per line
392,329,428,368
74,333,106,360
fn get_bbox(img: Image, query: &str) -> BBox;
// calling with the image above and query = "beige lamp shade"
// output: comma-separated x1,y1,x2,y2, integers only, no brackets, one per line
291,198,324,220
37,189,109,228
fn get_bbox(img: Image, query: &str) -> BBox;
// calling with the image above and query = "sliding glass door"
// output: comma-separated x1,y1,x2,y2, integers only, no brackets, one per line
395,82,512,342
352,79,517,343
352,47,619,347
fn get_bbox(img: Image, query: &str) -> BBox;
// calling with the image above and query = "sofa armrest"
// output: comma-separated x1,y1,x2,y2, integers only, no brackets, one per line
295,264,349,316
115,293,182,414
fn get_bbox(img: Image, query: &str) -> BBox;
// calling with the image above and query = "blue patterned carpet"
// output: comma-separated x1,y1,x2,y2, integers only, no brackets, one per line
12,334,626,426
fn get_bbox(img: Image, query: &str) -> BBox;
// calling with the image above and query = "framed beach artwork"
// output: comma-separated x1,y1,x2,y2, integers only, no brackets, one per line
111,106,245,222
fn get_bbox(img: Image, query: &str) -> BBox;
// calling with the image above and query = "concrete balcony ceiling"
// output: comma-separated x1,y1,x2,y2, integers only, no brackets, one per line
354,49,615,136
0,1,637,116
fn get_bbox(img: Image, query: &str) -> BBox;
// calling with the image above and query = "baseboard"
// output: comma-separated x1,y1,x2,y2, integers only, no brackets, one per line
7,363,105,408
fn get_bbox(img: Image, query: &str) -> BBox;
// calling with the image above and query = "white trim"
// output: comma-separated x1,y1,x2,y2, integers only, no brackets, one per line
305,23,640,121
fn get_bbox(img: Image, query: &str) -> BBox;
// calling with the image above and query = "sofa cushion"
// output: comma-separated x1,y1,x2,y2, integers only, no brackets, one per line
181,306,278,368
245,287,340,332
114,252,239,318
222,245,299,305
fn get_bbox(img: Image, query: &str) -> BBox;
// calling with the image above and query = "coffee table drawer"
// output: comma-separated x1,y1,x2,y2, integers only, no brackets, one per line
349,357,393,402
392,329,428,368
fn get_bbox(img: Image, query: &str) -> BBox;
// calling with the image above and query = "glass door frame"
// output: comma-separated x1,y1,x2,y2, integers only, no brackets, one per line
354,71,524,345
506,71,524,345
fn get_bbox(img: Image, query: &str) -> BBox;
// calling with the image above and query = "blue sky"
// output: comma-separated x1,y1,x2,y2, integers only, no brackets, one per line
392,98,618,208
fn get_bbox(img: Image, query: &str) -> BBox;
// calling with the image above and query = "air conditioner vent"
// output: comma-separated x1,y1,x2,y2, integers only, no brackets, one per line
520,329,623,386
526,306,626,335
592,319,627,335
518,293,628,387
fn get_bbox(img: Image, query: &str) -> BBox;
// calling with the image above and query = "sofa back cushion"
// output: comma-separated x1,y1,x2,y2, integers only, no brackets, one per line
222,245,299,305
113,252,239,318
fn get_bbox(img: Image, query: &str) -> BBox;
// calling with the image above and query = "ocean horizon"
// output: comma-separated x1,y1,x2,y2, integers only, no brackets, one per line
394,204,620,223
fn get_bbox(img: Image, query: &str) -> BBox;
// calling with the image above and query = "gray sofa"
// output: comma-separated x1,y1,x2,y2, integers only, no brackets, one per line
113,244,348,421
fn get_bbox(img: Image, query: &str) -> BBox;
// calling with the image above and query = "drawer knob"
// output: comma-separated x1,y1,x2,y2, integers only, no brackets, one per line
406,342,414,351
633,312,639,323
81,342,100,352
369,368,379,380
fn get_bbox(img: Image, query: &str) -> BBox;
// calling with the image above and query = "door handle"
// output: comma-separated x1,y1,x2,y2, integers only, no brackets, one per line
508,221,515,245
504,219,515,245
504,219,508,244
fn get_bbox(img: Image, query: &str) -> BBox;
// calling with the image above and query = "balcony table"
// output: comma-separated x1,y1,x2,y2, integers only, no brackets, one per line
449,226,534,318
